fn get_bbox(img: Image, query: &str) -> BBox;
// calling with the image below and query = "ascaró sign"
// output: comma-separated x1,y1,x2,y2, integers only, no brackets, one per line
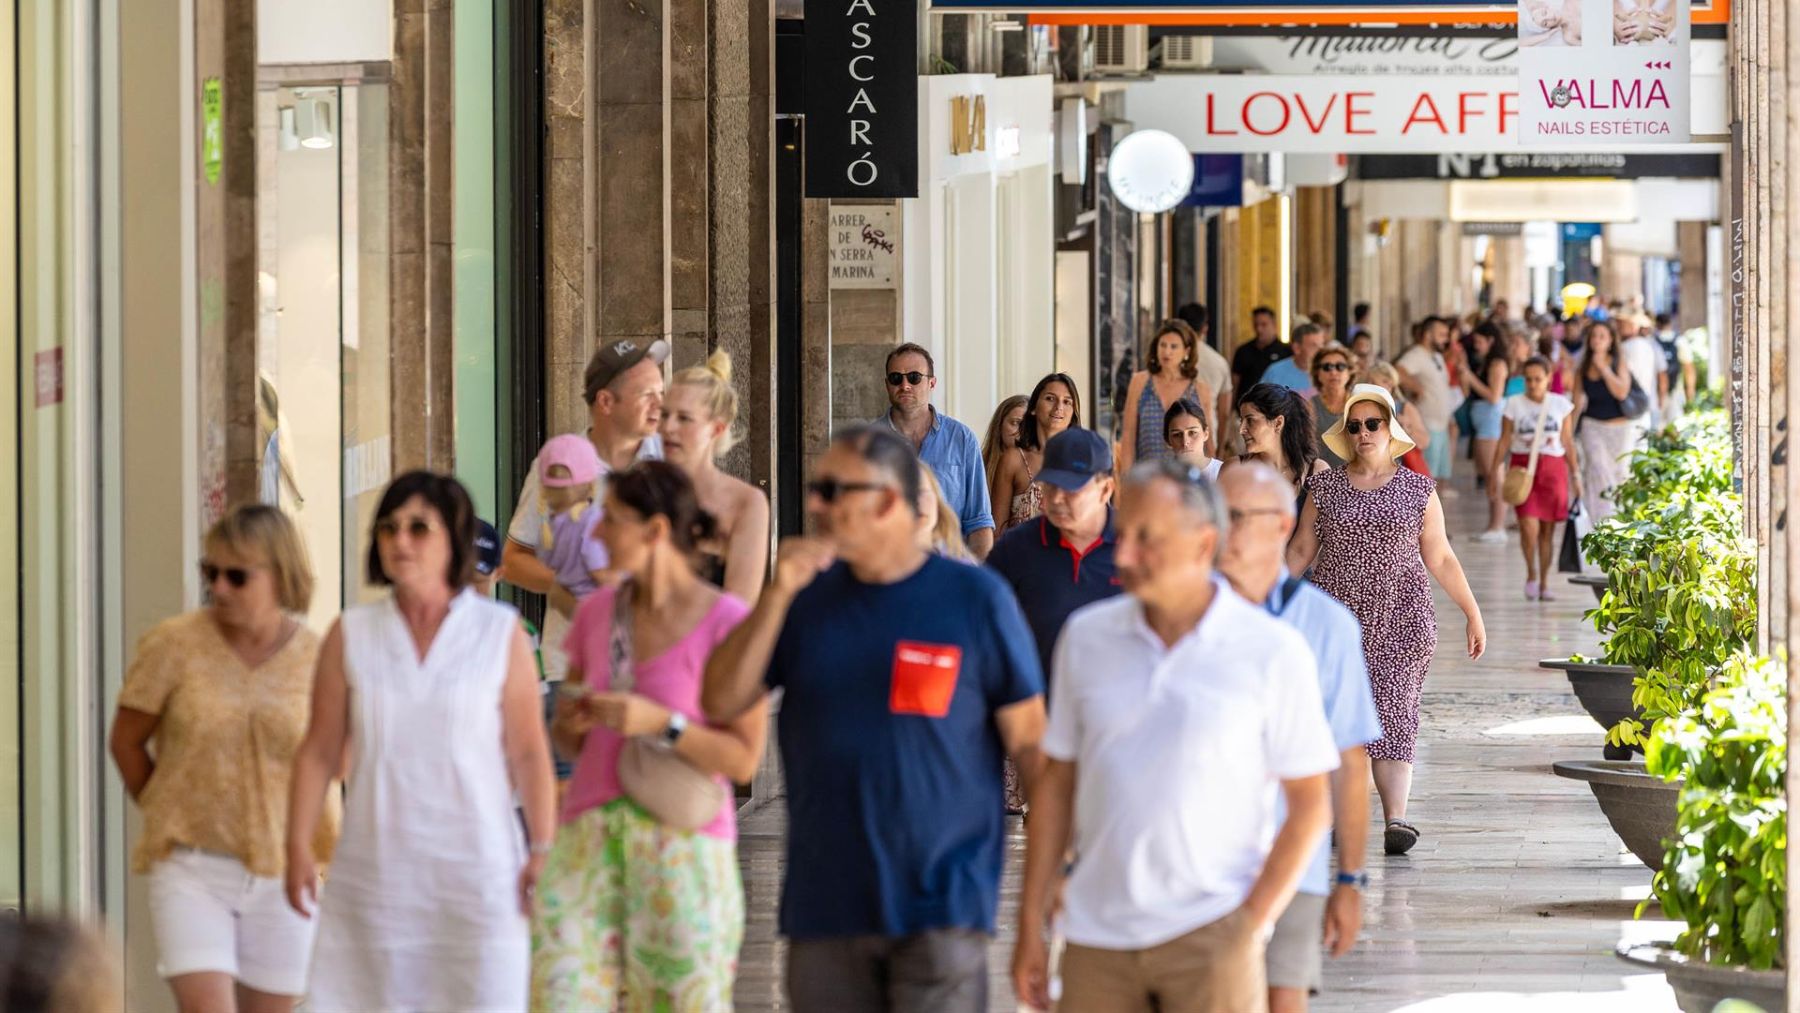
805,0,919,197
1126,75,1519,152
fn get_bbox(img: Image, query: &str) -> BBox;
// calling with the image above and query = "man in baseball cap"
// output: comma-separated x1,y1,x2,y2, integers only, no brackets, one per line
503,336,668,678
985,427,1122,675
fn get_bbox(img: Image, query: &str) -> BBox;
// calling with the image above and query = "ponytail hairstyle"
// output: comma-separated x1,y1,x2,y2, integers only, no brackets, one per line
609,461,719,555
670,349,741,458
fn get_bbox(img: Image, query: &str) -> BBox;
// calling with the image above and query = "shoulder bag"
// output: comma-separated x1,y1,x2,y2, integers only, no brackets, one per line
609,580,726,831
1502,398,1554,507
1619,378,1651,420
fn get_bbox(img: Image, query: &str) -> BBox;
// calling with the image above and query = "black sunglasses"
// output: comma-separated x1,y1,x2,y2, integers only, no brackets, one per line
1317,362,1351,373
1343,418,1386,435
807,478,891,503
199,562,253,588
375,517,442,540
886,371,931,387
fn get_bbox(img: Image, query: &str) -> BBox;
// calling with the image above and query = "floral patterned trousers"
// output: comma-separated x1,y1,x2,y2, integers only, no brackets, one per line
531,799,744,1012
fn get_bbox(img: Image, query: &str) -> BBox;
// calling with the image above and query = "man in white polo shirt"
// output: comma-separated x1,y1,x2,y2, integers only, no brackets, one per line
1012,460,1339,1013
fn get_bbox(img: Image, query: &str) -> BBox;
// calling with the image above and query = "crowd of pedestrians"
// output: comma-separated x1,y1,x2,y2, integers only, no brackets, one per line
113,291,1686,1011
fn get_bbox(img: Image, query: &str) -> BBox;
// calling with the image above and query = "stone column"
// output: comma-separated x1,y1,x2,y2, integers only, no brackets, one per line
1677,220,1708,331
595,0,673,407
670,0,710,371
390,0,456,470
194,0,258,516
1234,196,1286,335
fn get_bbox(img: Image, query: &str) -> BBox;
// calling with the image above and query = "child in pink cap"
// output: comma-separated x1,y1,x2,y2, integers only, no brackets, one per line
536,433,610,599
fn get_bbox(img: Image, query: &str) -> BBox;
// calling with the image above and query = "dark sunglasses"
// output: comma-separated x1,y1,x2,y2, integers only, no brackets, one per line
1343,418,1386,435
886,371,931,387
1317,362,1351,373
375,517,442,540
199,562,253,588
807,478,891,503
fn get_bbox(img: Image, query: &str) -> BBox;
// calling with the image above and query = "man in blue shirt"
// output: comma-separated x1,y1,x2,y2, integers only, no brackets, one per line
986,427,1121,675
703,425,1046,1012
1218,462,1382,1013
1260,320,1328,398
877,342,996,558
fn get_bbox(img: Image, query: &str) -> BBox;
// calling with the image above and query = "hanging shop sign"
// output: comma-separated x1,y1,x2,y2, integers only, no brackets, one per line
1357,151,1721,178
996,0,1726,30
1518,0,1690,143
1211,34,1518,76
827,205,898,288
1183,153,1245,207
1128,75,1518,153
804,0,918,198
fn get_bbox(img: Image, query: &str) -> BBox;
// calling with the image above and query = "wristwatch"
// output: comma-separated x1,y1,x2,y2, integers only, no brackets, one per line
663,711,689,745
1335,871,1368,890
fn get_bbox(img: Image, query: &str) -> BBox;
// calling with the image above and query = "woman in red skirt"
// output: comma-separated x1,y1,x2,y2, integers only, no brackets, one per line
1497,356,1582,600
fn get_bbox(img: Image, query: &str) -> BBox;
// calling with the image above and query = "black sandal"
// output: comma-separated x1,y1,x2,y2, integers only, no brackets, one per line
1384,819,1421,856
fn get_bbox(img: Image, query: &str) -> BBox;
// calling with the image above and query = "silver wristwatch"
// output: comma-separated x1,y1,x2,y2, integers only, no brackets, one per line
662,710,689,745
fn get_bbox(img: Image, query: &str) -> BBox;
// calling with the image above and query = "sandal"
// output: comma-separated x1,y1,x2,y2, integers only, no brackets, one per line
1384,819,1421,856
1524,580,1540,601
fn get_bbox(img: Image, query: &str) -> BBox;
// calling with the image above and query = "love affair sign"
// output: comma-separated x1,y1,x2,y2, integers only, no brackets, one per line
1129,75,1521,152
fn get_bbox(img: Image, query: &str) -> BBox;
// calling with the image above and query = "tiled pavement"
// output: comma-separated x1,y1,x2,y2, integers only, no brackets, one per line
731,473,1681,1012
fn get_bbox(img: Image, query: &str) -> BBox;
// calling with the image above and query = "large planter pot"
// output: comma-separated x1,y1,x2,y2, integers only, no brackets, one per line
1539,658,1643,759
1551,759,1678,871
1570,573,1609,602
1616,944,1787,1013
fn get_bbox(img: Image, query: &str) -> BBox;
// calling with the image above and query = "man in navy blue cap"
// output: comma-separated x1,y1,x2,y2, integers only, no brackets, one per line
986,427,1122,677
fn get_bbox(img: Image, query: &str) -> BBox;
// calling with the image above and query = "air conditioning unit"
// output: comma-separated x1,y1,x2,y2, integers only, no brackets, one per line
1093,25,1149,76
1158,35,1213,70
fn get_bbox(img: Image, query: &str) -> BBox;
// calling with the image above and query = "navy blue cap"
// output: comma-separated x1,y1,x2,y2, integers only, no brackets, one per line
1037,428,1112,492
474,519,502,576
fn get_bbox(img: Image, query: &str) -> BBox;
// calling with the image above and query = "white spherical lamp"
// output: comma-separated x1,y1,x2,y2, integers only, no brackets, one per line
1106,129,1194,214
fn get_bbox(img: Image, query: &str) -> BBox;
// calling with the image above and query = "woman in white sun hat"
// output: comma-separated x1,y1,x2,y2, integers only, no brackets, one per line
1288,383,1486,858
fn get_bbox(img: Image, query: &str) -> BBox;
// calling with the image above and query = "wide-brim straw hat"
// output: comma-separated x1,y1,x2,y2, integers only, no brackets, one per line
1322,383,1418,463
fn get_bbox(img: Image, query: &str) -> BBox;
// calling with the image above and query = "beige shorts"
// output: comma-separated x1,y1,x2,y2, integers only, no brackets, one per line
1266,891,1329,993
1059,907,1264,1013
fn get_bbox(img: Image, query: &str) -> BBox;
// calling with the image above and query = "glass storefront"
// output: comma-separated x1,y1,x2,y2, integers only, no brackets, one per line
256,77,393,627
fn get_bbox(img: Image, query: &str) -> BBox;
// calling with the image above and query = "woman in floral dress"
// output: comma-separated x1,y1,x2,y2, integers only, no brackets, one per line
1289,384,1486,857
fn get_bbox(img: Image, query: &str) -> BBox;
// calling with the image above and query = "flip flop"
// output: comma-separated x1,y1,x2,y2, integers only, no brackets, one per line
1385,819,1421,856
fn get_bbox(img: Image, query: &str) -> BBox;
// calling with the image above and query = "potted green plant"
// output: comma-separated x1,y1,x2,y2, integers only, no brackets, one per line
1615,652,1786,1012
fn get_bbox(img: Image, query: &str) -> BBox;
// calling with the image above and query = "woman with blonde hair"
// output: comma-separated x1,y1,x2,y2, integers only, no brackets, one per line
659,350,771,604
110,504,337,1013
981,394,1029,507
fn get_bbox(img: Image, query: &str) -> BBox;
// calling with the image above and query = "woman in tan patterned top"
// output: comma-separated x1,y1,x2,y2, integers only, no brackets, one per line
109,504,339,1013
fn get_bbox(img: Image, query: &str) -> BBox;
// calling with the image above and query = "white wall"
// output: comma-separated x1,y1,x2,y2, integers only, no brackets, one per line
259,0,392,65
904,74,1056,428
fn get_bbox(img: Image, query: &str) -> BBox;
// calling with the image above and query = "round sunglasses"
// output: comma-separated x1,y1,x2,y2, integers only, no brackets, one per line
1343,417,1387,435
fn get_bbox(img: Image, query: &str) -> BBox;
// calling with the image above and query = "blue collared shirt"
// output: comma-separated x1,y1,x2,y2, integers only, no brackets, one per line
985,509,1122,674
1260,357,1316,397
880,407,995,537
1264,571,1383,896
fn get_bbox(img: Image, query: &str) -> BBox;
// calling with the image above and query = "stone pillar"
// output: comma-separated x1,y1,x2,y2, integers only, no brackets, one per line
544,0,589,437
1489,235,1530,313
1677,220,1708,330
194,0,258,518
1234,196,1287,336
829,200,903,432
670,0,710,372
595,0,673,401
389,0,456,471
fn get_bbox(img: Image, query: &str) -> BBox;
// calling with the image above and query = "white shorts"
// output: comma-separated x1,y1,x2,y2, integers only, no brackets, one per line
147,848,319,996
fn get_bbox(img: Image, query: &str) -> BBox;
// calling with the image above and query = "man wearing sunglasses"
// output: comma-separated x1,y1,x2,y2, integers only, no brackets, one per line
1217,463,1381,1013
704,425,1045,1012
876,342,996,559
1260,321,1329,398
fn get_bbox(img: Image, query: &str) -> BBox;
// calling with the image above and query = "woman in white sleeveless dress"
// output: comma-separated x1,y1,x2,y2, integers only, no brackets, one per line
286,472,558,1011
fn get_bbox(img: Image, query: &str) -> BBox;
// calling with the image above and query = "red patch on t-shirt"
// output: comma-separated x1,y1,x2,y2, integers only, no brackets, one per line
889,641,963,717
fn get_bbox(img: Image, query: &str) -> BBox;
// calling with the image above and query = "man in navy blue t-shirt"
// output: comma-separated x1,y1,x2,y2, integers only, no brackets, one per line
986,427,1122,676
704,425,1046,1012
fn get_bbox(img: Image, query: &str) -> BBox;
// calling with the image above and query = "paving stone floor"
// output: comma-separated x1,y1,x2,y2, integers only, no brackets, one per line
731,471,1681,1012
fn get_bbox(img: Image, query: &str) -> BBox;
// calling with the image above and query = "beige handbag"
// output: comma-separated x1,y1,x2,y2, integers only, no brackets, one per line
609,581,726,831
1502,398,1554,507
